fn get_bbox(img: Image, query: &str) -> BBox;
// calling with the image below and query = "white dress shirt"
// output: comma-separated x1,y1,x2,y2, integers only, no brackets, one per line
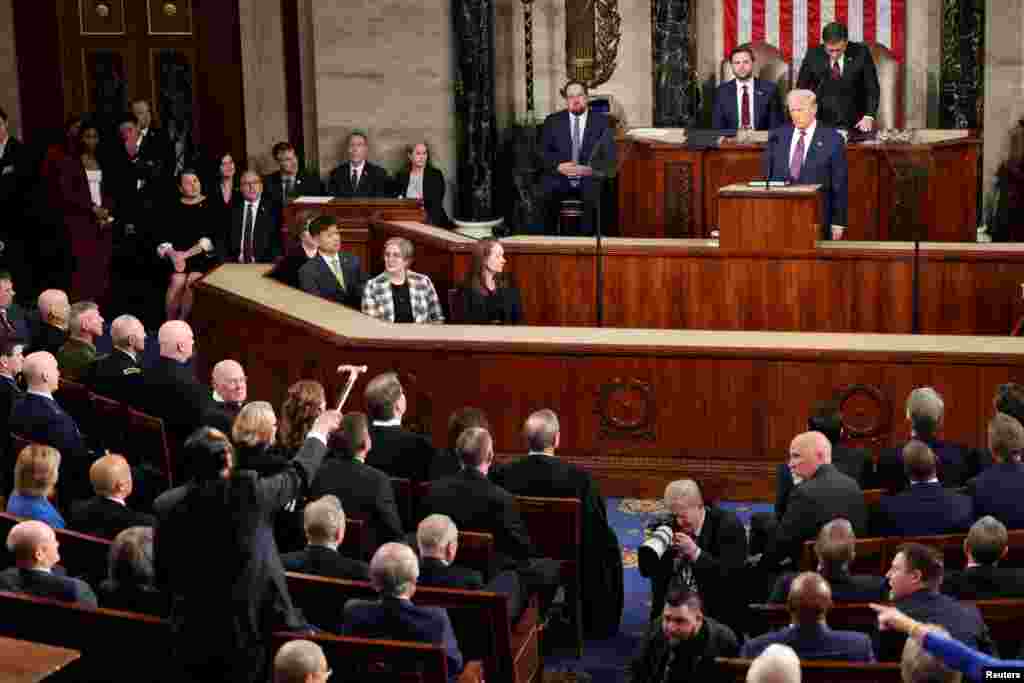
788,120,818,171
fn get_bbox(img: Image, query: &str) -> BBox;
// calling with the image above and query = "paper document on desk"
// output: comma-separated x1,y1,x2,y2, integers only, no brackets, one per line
291,196,334,204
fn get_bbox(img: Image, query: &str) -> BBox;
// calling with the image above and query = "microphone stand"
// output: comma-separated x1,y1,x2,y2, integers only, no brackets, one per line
588,129,615,328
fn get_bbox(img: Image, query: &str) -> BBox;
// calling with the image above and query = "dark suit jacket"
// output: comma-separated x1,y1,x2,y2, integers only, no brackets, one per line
0,374,23,492
97,580,169,617
327,162,393,198
775,445,870,520
0,136,27,222
366,424,436,483
968,463,1024,529
201,399,244,439
136,357,214,477
769,570,888,604
263,171,324,208
942,565,1024,600
797,42,880,129
69,496,155,540
298,252,365,309
393,166,450,227
342,596,463,677
135,127,175,187
742,623,875,661
421,468,535,571
223,198,280,264
281,545,370,581
30,322,66,356
763,463,867,570
0,566,97,607
309,456,404,553
541,109,614,174
873,482,973,537
875,439,973,491
764,123,849,231
626,615,738,683
879,590,994,662
456,285,524,325
418,556,484,590
82,349,143,406
712,78,784,131
154,436,328,681
10,392,92,502
0,303,31,345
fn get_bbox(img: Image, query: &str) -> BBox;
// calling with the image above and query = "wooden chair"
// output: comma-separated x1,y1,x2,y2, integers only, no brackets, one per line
801,535,889,575
716,657,902,683
719,41,792,103
514,495,583,658
340,517,369,561
391,477,414,530
272,631,452,683
55,380,95,446
748,602,881,638
89,392,127,454
454,531,496,580
866,42,902,130
0,512,112,585
123,407,175,487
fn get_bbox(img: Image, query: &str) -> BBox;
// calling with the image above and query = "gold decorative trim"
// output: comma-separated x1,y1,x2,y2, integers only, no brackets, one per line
79,0,126,36
146,0,193,35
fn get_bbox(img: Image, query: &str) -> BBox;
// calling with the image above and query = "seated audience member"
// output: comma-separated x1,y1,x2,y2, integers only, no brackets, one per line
0,272,30,344
281,494,370,583
10,352,91,502
712,44,785,131
770,518,888,604
155,169,219,321
900,624,962,683
416,513,484,589
456,237,523,325
492,408,624,637
879,543,994,661
55,300,104,381
745,644,802,683
363,372,436,482
229,401,290,477
6,444,64,528
222,170,280,264
69,453,154,539
392,142,450,227
0,520,97,606
430,407,489,481
82,314,144,404
994,382,1024,427
310,412,403,553
273,639,331,683
327,131,393,198
874,440,973,537
0,339,24,490
29,289,69,355
208,152,239,229
626,584,738,683
202,359,248,437
775,400,870,520
942,516,1024,599
876,387,972,491
342,542,463,679
264,141,323,207
98,525,167,616
362,237,444,324
273,210,321,290
968,412,1024,529
743,571,874,661
638,478,747,634
298,215,365,309
874,604,1019,682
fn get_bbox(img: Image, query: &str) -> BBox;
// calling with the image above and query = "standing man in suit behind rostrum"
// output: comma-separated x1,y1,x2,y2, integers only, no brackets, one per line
327,132,393,199
797,21,881,133
539,79,615,236
264,141,323,209
712,44,784,131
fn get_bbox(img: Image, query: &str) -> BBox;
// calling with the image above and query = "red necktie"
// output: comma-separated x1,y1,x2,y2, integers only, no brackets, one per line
790,131,806,181
740,85,751,129
831,60,841,80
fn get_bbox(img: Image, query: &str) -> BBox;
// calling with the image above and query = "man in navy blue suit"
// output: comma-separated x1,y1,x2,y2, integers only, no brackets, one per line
0,520,97,606
762,89,849,240
874,441,973,537
539,80,616,235
712,44,784,131
297,215,365,309
743,571,874,661
968,412,1024,529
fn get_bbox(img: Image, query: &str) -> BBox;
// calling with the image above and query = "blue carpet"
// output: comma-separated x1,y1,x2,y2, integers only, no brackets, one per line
544,498,772,682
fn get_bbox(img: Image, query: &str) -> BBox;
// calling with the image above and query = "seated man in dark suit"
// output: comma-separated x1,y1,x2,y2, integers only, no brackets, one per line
201,359,248,437
310,412,403,555
968,412,1024,529
416,513,484,589
82,314,144,404
363,372,436,482
874,440,973,537
264,141,323,208
281,494,370,581
0,520,97,606
342,542,463,679
0,338,24,494
0,271,30,344
69,453,155,539
943,516,1024,600
796,21,880,132
712,44,784,131
297,215,365,309
539,80,615,236
743,571,874,661
769,518,888,604
29,289,69,355
327,132,393,198
879,543,994,661
490,408,624,638
222,170,280,264
55,300,104,382
762,89,848,240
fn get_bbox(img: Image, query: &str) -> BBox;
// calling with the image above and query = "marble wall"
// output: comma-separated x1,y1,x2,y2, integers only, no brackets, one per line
982,3,1024,198
238,0,290,172
0,0,21,135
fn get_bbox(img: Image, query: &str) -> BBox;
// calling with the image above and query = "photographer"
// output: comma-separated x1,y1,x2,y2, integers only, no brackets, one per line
639,479,747,636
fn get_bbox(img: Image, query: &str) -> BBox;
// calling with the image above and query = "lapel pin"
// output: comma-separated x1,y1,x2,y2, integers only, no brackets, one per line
816,141,823,147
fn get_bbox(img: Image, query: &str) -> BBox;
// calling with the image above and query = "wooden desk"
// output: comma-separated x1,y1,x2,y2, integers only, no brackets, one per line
191,264,1024,500
0,636,80,682
618,134,981,242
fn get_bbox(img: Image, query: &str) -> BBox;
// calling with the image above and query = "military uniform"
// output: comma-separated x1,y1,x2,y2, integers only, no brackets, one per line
55,337,100,382
83,348,142,405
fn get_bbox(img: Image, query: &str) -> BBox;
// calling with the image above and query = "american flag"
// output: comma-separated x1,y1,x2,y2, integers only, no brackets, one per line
724,0,906,71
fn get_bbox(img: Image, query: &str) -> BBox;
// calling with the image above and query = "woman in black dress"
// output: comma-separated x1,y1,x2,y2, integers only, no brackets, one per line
157,169,218,320
457,237,523,324
393,141,451,228
207,152,239,230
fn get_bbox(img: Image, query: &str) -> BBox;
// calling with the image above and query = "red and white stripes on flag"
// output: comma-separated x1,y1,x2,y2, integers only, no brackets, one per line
724,0,905,69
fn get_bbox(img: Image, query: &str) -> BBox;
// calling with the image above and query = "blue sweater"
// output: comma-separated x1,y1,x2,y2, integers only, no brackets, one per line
6,494,65,529
923,631,1024,681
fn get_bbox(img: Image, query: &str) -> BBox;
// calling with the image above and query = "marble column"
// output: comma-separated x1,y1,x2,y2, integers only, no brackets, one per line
652,0,697,127
239,0,289,171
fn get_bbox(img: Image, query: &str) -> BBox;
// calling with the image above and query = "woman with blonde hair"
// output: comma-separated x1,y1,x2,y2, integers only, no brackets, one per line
231,401,290,477
6,444,64,528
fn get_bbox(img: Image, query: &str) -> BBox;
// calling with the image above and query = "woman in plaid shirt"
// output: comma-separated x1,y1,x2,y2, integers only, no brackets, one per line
362,237,445,324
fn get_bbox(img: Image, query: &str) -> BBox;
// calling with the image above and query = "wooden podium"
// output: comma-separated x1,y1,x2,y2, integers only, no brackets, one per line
717,183,823,251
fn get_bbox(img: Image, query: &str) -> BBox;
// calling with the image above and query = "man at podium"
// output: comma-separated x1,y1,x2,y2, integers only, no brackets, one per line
762,90,848,240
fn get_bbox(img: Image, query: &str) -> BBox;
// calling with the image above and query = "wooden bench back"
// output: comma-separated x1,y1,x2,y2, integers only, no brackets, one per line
454,531,496,579
0,511,112,585
124,407,174,487
716,657,902,683
272,630,448,683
